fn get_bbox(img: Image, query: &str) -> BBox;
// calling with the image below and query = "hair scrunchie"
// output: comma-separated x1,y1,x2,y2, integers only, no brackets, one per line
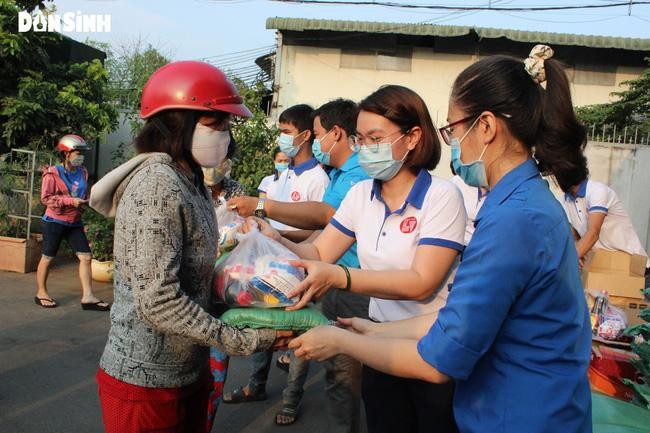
524,44,554,84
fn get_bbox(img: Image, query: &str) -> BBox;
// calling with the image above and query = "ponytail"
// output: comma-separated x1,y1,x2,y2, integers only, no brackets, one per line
451,46,588,192
535,59,588,192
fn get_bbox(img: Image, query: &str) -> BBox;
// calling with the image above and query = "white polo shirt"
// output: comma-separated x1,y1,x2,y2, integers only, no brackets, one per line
450,175,488,245
330,169,467,322
562,179,648,264
258,174,276,194
266,157,330,231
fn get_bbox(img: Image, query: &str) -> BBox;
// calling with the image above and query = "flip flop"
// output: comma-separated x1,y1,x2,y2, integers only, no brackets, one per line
81,300,110,311
276,353,291,372
222,386,267,404
275,404,300,426
34,296,57,308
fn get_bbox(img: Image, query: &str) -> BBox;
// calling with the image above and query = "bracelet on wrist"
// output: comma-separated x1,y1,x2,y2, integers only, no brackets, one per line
338,264,351,291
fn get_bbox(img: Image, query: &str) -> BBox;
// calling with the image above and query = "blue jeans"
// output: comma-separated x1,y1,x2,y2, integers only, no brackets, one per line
248,350,310,409
321,290,370,433
248,351,272,394
281,351,310,409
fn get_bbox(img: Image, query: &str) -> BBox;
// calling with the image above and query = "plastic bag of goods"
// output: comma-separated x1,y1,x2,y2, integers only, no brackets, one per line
215,203,244,253
597,305,628,341
213,223,305,308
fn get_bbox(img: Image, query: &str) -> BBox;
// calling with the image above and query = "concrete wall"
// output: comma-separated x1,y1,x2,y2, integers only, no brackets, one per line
272,44,645,180
98,110,134,177
272,46,473,176
584,142,650,253
273,45,644,115
570,65,644,107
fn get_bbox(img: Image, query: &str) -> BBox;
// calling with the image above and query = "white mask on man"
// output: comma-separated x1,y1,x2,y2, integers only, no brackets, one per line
191,123,230,168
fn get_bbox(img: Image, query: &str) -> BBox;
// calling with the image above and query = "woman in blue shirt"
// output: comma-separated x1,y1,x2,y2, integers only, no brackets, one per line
289,45,592,433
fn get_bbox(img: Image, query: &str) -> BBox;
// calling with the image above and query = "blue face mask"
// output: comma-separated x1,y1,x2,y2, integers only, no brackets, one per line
312,130,336,166
358,134,407,181
450,119,489,188
278,132,304,158
274,162,289,173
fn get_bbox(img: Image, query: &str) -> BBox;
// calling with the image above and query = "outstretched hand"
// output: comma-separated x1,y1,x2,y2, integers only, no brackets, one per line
337,317,382,336
288,325,345,361
285,260,345,311
240,216,282,242
226,196,258,217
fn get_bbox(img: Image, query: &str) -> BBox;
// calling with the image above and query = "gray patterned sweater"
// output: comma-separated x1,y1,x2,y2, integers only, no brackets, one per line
90,153,275,388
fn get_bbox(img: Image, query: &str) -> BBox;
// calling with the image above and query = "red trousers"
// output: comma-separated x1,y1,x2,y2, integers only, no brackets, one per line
96,368,211,433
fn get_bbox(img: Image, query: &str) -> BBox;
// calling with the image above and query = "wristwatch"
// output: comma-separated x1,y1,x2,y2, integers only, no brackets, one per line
254,198,267,219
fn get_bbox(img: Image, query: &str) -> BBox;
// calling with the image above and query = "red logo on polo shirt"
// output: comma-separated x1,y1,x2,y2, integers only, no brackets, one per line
291,191,301,201
400,216,417,233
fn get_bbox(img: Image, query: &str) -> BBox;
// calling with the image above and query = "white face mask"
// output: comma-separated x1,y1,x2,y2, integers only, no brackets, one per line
191,123,230,168
69,155,85,167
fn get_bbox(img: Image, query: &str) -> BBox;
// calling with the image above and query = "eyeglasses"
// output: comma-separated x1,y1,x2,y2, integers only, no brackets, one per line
438,115,478,146
351,130,405,153
439,112,513,145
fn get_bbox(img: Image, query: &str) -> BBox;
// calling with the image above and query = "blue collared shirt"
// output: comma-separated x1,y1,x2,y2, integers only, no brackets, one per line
418,159,592,433
564,178,588,201
322,153,369,268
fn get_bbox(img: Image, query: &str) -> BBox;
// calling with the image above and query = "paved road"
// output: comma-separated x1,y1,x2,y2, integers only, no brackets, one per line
0,260,366,433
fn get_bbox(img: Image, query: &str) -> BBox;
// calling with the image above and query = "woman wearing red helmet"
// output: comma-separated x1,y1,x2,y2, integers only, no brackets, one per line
34,134,110,311
89,61,291,433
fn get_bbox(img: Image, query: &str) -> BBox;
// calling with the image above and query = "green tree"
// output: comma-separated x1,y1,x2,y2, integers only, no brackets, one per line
576,57,650,142
86,36,170,135
0,0,118,151
230,79,278,195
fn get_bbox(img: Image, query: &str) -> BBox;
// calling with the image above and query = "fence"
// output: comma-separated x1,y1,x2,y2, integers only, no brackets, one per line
0,149,52,239
586,124,650,146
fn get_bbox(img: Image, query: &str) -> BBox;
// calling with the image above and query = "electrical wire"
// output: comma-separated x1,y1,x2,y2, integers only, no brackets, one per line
269,0,650,12
200,45,275,61
498,10,631,24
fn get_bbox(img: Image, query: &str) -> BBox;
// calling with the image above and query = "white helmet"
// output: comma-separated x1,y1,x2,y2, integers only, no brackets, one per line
56,134,90,152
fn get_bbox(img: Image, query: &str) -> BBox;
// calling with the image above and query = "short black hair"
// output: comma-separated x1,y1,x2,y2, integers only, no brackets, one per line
313,98,359,136
279,104,314,135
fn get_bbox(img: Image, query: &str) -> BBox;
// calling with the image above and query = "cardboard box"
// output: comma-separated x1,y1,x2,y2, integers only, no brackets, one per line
610,296,649,327
583,271,646,299
587,249,647,277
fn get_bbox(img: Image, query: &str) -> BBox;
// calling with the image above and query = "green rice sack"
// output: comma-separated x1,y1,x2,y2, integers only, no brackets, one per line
220,306,329,331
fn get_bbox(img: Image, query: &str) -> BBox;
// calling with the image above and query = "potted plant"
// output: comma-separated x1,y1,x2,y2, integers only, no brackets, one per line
84,208,115,282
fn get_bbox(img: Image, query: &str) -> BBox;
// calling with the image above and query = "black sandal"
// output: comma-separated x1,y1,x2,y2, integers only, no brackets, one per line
34,296,57,308
276,353,291,372
222,386,267,404
275,404,300,426
81,300,110,311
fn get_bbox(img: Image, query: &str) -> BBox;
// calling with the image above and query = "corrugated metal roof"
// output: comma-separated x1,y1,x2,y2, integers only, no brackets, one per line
266,17,650,51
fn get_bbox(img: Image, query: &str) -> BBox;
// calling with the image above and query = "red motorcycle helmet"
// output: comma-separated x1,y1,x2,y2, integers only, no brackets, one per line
56,134,90,152
139,61,252,119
